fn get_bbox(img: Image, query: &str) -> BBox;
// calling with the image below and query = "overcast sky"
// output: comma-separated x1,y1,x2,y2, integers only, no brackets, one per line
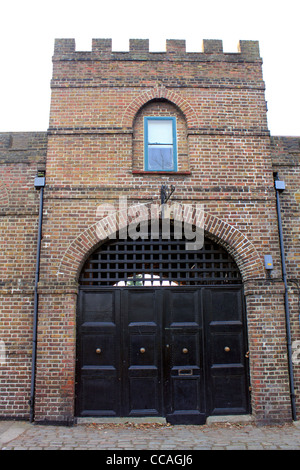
0,0,299,136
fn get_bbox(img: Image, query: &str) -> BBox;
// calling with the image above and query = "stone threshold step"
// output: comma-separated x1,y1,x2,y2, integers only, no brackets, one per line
76,415,254,425
206,415,254,425
76,417,167,425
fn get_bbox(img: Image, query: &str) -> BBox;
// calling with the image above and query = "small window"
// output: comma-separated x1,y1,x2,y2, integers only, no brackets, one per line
144,117,177,171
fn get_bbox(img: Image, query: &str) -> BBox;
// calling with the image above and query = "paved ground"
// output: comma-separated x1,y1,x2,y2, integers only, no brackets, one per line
1,418,300,451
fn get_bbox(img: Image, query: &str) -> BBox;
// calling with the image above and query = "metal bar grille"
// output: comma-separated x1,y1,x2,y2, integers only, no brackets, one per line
80,227,241,287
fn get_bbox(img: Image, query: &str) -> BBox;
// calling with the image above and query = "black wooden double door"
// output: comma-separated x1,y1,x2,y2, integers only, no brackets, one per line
76,287,250,424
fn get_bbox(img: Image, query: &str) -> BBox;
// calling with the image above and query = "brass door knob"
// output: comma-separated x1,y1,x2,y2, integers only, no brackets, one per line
224,346,231,352
96,348,102,354
140,348,146,354
182,348,188,354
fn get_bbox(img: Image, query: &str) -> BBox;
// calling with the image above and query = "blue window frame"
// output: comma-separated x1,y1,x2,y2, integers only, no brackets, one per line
144,117,177,171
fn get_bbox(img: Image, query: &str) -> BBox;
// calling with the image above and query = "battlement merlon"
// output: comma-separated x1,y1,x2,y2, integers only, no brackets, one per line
53,38,261,61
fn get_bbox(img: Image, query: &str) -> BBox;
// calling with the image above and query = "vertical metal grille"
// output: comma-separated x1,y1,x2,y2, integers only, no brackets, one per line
80,228,241,287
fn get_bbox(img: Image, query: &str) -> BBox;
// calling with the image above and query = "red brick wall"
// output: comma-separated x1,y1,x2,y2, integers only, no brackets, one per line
0,132,47,418
271,136,300,414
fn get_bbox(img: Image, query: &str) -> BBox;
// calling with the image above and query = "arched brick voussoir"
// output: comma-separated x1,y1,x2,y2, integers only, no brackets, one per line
120,87,199,129
203,213,265,280
57,206,264,283
56,206,148,283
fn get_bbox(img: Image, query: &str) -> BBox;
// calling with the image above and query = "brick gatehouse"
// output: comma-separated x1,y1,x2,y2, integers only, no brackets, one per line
0,38,299,425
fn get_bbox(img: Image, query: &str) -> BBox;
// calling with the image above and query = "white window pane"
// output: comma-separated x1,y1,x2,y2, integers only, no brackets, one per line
148,120,173,144
148,147,174,170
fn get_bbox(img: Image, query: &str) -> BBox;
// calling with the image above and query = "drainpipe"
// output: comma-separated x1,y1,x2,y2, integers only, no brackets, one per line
274,175,297,421
29,172,45,423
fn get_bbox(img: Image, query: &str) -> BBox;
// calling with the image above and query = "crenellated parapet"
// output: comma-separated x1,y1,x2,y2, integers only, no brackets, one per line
53,38,261,61
51,37,264,93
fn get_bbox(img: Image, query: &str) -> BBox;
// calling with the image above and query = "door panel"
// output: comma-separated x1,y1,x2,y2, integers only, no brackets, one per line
204,287,250,416
164,289,206,424
129,377,160,414
122,289,163,416
80,374,119,417
211,370,248,413
76,290,121,416
172,377,201,410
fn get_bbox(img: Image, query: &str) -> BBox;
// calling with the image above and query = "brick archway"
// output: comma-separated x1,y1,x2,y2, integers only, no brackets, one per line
121,87,199,129
56,205,264,283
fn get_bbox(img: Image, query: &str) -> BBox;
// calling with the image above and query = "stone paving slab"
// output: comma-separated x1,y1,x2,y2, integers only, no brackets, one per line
1,420,300,450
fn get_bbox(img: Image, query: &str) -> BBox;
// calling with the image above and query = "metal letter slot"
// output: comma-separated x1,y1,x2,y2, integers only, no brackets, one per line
178,369,193,376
